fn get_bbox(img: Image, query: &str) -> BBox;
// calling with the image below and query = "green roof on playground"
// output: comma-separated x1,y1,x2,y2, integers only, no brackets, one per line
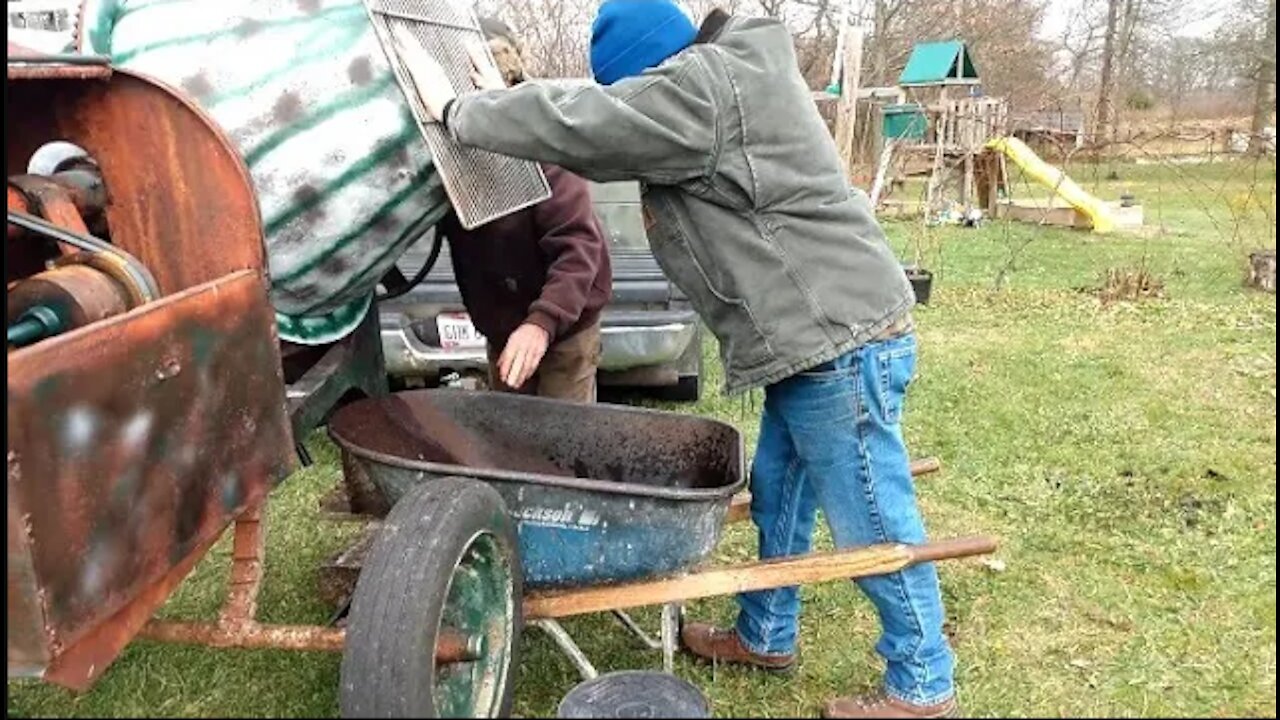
898,40,980,86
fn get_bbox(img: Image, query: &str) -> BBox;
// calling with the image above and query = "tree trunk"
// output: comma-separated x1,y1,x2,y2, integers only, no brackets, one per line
872,0,890,84
1248,250,1276,293
1249,0,1276,156
1115,0,1140,77
1095,0,1121,146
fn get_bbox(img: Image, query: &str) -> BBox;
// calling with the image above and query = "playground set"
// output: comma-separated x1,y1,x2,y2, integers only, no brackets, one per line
838,39,1143,234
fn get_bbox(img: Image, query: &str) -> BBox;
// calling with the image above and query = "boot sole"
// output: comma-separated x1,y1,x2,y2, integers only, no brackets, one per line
682,648,797,675
821,701,961,719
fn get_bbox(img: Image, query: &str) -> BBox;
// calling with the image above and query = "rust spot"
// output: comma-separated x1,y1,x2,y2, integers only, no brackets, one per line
642,205,657,232
372,213,397,231
291,184,325,220
320,254,351,276
272,92,306,125
282,283,321,303
180,73,214,100
236,18,265,36
155,358,182,381
390,145,411,169
347,56,374,86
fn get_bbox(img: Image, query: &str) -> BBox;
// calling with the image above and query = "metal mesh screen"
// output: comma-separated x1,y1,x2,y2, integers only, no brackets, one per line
364,0,551,230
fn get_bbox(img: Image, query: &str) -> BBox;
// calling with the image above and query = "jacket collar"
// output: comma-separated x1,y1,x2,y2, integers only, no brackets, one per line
693,8,731,44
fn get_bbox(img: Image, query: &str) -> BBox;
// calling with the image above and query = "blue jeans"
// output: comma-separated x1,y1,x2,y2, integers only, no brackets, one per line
733,333,955,705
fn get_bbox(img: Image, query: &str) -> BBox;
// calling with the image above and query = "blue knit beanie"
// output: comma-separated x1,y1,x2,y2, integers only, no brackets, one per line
590,0,697,85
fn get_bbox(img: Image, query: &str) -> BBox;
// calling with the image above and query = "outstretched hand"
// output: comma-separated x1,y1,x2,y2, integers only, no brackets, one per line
467,42,507,91
497,323,551,390
391,25,456,122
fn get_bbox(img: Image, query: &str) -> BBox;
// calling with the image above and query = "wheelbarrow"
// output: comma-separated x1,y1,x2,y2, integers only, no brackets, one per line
321,390,997,717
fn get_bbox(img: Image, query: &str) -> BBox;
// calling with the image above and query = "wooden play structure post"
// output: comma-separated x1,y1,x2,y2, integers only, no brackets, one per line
833,26,865,177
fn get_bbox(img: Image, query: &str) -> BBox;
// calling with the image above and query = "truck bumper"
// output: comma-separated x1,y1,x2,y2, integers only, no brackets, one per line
382,309,700,382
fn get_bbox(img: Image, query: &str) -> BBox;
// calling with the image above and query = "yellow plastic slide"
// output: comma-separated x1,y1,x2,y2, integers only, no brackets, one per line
986,136,1115,234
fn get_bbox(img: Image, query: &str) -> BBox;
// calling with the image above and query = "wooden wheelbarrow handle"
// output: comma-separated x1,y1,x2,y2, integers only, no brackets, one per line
726,456,943,525
907,535,998,564
524,534,997,619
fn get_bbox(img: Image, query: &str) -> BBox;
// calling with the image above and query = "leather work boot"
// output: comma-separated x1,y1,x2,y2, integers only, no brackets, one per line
823,692,959,719
680,623,795,673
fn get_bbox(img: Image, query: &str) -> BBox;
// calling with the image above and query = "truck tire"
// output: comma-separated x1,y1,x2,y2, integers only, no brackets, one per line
658,374,701,403
340,477,522,718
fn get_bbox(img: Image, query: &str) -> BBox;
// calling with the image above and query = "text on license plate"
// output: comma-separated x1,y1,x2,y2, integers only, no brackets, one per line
436,313,487,349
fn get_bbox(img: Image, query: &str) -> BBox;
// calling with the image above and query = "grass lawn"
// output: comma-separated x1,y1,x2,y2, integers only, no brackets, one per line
7,159,1276,718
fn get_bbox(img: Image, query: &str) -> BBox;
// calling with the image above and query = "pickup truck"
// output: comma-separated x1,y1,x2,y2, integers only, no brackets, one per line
379,181,703,401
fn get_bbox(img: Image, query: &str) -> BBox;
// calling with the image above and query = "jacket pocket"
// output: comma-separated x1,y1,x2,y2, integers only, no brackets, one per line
874,336,917,425
643,196,773,370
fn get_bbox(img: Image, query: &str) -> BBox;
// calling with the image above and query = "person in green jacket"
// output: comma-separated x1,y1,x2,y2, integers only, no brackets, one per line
393,3,956,716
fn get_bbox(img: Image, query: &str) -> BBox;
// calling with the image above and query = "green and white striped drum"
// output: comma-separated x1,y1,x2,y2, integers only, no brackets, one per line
80,0,449,344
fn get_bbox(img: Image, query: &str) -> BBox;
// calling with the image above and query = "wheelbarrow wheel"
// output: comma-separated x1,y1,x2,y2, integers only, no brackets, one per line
340,477,522,718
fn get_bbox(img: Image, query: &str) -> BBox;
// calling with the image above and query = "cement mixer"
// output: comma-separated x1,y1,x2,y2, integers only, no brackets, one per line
5,0,504,708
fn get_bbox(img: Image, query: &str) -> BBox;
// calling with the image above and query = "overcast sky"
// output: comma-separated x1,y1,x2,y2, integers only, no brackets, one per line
1038,0,1231,40
7,0,1239,43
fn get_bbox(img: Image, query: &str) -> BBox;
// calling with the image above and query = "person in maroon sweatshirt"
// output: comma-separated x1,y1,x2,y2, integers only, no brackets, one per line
438,18,611,402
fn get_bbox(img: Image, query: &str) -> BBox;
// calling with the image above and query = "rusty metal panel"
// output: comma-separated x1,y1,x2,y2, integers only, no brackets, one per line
7,460,49,678
7,63,112,81
6,270,295,687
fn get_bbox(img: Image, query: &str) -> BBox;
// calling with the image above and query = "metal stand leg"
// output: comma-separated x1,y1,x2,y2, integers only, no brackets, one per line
533,619,598,681
219,504,266,627
542,605,684,678
295,443,313,467
609,605,684,673
141,501,344,651
611,610,662,650
660,603,681,674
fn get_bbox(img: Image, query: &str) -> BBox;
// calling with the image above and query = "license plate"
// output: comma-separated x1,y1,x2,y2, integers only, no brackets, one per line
436,313,487,350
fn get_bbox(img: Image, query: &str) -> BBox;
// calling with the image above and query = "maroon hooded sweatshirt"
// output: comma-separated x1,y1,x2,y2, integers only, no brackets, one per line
440,163,612,350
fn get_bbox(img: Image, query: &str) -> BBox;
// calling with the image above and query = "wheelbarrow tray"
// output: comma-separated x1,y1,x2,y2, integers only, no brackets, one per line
328,390,745,589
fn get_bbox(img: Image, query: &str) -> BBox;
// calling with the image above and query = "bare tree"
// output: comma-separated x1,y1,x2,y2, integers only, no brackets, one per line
866,0,911,84
684,0,748,21
1061,0,1185,133
1095,0,1121,141
1250,0,1276,153
1058,0,1108,93
838,0,1057,106
498,0,594,78
478,0,1058,107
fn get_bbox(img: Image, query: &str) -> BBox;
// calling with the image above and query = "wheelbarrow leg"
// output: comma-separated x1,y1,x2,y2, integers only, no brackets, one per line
611,605,682,673
660,603,681,674
533,619,598,681
611,610,662,650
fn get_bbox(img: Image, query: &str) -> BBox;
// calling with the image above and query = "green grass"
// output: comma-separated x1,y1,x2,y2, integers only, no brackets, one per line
8,159,1276,718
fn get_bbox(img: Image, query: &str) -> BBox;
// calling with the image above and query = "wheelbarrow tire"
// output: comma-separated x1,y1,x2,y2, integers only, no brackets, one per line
340,477,522,719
